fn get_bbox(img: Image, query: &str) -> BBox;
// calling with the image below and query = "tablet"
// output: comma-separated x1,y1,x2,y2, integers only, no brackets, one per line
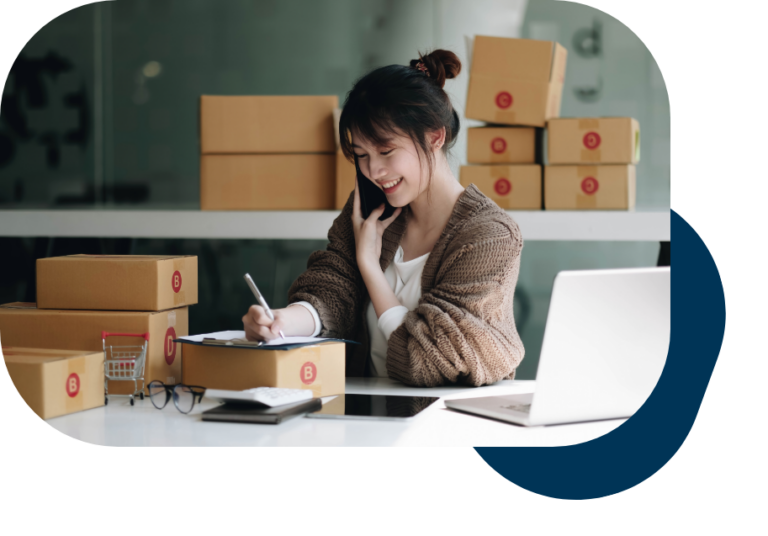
305,394,439,421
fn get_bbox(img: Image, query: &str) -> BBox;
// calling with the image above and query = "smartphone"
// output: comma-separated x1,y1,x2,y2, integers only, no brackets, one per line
355,156,396,221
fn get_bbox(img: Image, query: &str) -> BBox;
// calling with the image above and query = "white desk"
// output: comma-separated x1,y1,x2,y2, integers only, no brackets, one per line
46,378,625,447
0,209,669,241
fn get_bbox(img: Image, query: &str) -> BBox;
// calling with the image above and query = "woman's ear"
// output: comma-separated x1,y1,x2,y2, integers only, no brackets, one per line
428,127,446,151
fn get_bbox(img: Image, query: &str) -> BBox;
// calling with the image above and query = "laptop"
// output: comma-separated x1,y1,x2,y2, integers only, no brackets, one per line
445,267,670,426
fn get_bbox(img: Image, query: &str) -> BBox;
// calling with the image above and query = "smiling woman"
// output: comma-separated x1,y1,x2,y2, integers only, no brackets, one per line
242,49,526,387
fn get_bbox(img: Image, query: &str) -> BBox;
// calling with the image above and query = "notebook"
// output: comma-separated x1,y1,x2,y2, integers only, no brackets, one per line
201,398,322,424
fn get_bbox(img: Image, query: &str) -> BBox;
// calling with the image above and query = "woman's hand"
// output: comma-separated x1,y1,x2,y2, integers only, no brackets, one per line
352,179,402,271
242,305,288,342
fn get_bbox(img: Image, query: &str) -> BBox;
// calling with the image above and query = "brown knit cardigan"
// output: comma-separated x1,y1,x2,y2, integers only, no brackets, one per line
287,183,525,387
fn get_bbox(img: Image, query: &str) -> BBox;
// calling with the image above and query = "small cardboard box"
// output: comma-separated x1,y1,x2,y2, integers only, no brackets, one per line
0,303,187,394
460,164,542,209
4,347,104,420
200,95,338,154
467,127,538,164
37,255,197,311
180,341,345,398
200,154,336,210
544,165,636,210
547,117,640,164
466,36,567,127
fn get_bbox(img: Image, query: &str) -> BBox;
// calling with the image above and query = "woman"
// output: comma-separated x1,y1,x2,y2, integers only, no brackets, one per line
243,49,525,387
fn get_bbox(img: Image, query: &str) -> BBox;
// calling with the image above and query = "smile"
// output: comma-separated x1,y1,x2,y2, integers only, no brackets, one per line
380,178,403,192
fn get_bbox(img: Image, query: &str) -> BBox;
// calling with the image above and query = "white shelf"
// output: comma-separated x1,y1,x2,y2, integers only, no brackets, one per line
0,209,669,241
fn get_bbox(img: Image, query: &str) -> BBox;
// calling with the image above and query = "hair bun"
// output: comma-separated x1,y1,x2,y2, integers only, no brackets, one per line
410,49,462,89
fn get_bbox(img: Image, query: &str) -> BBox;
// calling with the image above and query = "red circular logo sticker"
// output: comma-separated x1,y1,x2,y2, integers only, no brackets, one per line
583,131,601,150
495,91,513,109
165,327,177,365
494,178,512,196
66,373,80,398
581,177,599,195
490,137,507,154
172,271,182,293
300,362,317,385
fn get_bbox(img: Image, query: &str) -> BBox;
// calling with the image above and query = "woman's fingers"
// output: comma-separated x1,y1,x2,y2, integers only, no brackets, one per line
381,206,402,228
352,178,362,222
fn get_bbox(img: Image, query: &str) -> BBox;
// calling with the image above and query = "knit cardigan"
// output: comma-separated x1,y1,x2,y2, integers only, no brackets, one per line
287,183,525,387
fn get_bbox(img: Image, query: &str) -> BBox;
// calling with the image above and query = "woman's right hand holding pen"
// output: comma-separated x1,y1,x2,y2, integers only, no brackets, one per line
242,305,315,342
243,305,285,342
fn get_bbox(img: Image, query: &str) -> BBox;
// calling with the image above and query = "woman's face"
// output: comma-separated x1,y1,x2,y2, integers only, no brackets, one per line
351,131,429,208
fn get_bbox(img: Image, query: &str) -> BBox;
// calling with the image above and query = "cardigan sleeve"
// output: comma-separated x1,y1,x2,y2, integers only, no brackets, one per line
385,223,525,387
286,192,364,339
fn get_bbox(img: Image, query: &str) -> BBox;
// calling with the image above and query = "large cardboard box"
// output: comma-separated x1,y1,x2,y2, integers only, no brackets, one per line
37,255,197,311
545,165,636,210
201,154,336,210
4,347,104,419
200,95,338,154
460,164,542,209
0,303,187,394
180,341,345,398
547,117,640,164
467,127,538,164
466,36,567,127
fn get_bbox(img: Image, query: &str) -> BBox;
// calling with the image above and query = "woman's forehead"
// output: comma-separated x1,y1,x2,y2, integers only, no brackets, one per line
351,128,408,149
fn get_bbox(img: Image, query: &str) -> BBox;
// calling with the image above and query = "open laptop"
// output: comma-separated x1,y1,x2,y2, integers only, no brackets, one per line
445,267,670,426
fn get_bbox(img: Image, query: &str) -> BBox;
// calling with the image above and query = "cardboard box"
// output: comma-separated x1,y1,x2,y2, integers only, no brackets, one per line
547,117,640,164
467,127,538,164
336,150,355,209
460,164,542,209
200,95,338,154
333,107,356,209
37,255,198,311
0,303,187,394
200,154,336,210
466,36,567,127
544,165,636,210
4,347,104,420
180,341,345,398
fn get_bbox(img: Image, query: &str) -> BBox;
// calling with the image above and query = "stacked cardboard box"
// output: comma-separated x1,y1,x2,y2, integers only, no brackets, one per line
545,117,640,209
0,255,197,399
334,108,356,209
460,36,568,209
200,95,339,210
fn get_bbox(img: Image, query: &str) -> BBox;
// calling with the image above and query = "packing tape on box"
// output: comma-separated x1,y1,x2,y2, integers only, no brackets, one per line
576,166,599,209
65,357,86,413
173,258,186,306
578,118,600,130
580,149,601,162
167,310,176,328
495,111,517,124
487,166,512,198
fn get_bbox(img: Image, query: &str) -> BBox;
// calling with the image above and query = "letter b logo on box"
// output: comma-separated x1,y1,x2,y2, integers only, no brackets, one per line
301,362,317,385
172,270,182,293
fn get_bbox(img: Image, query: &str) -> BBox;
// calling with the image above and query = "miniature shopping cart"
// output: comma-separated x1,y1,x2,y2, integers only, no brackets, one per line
103,331,149,406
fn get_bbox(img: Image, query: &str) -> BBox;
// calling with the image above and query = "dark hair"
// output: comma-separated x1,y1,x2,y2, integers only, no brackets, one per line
338,49,462,189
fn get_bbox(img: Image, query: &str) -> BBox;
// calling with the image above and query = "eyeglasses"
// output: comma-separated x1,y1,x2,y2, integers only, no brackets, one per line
148,381,206,414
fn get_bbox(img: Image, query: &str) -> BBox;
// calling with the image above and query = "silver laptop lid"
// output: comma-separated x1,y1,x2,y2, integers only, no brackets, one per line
529,267,670,426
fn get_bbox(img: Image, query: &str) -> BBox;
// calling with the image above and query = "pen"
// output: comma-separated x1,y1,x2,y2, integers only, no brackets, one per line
244,273,285,340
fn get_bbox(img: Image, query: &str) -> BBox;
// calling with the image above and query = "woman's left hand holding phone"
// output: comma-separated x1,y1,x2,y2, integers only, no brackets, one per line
352,179,402,272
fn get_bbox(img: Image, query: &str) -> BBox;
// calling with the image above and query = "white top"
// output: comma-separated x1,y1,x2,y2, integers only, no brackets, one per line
289,245,430,377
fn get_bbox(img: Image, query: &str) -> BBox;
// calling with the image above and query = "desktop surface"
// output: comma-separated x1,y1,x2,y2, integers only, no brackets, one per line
45,378,626,447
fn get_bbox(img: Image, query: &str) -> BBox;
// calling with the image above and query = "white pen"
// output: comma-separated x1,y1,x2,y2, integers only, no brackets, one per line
244,273,285,340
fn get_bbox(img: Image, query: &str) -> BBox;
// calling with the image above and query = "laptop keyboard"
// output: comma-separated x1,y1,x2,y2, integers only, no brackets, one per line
502,403,531,414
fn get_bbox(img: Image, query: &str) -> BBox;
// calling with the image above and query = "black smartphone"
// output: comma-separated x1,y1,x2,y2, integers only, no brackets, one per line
355,156,396,221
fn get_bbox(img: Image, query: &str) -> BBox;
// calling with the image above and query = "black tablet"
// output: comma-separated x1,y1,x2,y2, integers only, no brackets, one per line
305,394,439,421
